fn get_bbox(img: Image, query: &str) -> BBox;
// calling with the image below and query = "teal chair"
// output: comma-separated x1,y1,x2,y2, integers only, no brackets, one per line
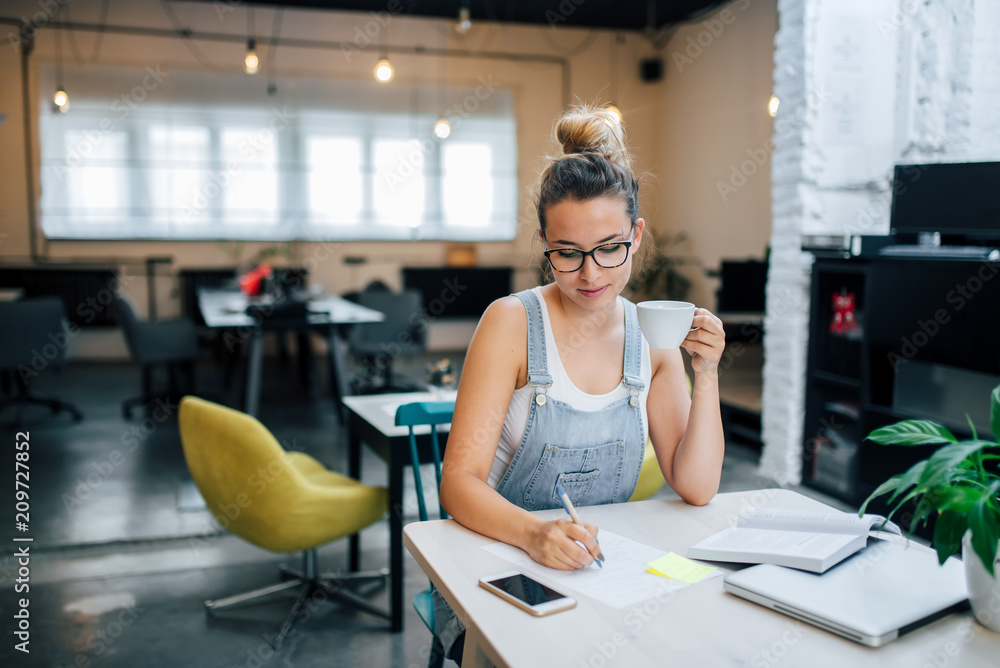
395,400,454,668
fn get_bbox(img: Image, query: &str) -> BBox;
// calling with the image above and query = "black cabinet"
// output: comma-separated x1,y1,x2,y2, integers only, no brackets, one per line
801,256,1000,508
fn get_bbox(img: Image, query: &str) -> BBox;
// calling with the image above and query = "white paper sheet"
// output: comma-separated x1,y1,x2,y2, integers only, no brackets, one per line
482,530,720,609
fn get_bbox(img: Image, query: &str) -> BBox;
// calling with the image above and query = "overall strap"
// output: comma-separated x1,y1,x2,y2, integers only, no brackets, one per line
512,289,553,402
621,298,645,405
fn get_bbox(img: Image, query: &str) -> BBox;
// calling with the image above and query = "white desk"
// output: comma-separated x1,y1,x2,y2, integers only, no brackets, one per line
197,288,383,416
196,288,384,329
342,390,456,632
404,489,999,667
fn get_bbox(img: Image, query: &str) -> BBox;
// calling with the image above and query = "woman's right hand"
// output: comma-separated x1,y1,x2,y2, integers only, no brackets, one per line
524,519,602,570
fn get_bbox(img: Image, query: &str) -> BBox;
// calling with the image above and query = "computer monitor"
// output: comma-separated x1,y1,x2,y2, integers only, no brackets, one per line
889,161,1000,242
402,267,512,319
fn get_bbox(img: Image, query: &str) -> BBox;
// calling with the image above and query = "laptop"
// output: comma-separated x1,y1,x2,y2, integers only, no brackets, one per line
723,539,968,647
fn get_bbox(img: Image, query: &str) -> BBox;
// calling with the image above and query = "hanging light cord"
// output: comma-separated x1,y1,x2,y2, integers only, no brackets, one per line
64,0,110,66
266,7,284,74
54,17,63,85
157,0,225,71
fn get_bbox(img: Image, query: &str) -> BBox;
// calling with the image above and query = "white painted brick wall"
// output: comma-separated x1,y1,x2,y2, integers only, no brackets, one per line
761,0,1000,485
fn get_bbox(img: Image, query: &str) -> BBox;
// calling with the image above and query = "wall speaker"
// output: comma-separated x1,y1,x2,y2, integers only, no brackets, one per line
640,58,664,83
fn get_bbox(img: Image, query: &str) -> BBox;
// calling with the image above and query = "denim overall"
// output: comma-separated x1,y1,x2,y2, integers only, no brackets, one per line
495,288,647,509
432,288,647,656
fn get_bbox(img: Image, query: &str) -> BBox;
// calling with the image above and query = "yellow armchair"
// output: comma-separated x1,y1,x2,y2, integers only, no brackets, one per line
178,396,389,648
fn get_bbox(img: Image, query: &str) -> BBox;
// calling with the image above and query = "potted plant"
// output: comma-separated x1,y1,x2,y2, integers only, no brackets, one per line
859,384,1000,631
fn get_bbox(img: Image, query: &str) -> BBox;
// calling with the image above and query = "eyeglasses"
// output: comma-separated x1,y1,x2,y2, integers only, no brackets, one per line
543,232,634,273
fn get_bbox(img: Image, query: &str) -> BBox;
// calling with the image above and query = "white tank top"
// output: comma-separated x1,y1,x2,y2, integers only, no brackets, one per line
487,287,652,488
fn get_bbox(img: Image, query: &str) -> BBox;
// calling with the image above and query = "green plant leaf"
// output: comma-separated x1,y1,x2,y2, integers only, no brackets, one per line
991,383,1000,443
866,420,957,446
886,460,928,506
933,509,968,566
968,488,1000,577
937,484,987,514
917,441,995,489
858,475,904,515
966,414,978,441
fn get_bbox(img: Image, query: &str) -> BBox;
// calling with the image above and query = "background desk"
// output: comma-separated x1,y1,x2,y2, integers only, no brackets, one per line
405,489,999,667
342,390,456,632
198,288,383,417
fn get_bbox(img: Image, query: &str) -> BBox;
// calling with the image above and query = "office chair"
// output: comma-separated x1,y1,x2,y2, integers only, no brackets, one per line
628,438,667,502
115,293,201,419
0,296,83,424
348,283,427,394
628,372,692,501
178,396,390,648
395,400,454,668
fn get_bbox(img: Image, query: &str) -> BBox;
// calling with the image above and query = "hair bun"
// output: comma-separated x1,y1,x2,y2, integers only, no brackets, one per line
555,105,631,169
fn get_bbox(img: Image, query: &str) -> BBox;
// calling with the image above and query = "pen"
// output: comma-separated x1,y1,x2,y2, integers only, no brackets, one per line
555,484,605,568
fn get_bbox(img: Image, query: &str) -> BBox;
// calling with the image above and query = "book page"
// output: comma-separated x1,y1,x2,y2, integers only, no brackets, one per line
738,507,900,536
699,527,859,558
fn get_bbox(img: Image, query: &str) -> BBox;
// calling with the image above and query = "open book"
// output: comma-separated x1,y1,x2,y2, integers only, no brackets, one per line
687,507,901,573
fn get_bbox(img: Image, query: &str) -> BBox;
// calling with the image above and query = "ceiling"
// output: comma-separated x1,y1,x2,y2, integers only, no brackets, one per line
181,0,732,32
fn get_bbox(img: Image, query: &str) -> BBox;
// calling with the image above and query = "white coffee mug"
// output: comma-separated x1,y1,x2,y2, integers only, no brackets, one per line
636,300,696,349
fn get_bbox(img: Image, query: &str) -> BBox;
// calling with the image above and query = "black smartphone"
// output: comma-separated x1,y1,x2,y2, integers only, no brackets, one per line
478,570,576,616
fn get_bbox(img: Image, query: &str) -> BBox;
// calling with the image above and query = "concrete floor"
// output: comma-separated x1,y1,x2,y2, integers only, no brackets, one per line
0,341,846,667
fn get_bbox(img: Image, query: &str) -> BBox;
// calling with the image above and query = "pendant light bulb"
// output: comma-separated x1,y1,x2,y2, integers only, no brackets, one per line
433,117,452,139
604,104,622,125
244,39,260,75
456,7,472,34
374,58,394,83
768,95,780,117
54,88,69,109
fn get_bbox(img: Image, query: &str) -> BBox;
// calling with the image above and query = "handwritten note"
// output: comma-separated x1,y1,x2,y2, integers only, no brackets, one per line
482,530,690,609
646,552,717,584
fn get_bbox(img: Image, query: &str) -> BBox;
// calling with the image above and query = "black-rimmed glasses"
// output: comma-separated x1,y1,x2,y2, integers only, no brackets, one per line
543,233,634,273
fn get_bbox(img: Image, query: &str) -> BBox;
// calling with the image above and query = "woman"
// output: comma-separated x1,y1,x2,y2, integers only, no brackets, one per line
435,105,726,657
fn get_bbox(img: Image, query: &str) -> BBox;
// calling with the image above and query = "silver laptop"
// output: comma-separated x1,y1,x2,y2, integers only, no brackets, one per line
723,539,968,647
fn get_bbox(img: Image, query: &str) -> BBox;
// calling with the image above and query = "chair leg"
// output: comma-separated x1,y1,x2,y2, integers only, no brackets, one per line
204,550,391,648
204,578,305,613
272,580,312,650
0,377,83,424
429,635,446,668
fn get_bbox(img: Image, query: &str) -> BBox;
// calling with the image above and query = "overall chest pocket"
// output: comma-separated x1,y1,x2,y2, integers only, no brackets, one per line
522,441,626,511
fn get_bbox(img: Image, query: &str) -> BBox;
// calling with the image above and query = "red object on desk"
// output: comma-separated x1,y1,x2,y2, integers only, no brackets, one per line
238,264,273,297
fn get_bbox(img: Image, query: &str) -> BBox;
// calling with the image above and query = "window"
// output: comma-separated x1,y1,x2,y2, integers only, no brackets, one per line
38,65,517,241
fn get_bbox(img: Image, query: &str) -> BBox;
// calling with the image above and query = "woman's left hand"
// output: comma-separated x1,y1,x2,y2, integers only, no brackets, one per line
681,308,726,376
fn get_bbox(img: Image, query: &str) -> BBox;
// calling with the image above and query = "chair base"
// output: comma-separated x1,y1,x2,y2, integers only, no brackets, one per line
122,361,197,420
203,549,390,649
0,380,83,425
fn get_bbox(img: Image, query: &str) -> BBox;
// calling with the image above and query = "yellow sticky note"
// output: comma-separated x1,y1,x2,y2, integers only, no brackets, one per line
647,552,717,584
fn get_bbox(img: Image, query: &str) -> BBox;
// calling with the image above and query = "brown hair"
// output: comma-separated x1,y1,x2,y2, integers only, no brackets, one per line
536,105,639,235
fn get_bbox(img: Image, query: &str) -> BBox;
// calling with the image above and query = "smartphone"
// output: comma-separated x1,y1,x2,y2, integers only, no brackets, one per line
478,570,576,616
